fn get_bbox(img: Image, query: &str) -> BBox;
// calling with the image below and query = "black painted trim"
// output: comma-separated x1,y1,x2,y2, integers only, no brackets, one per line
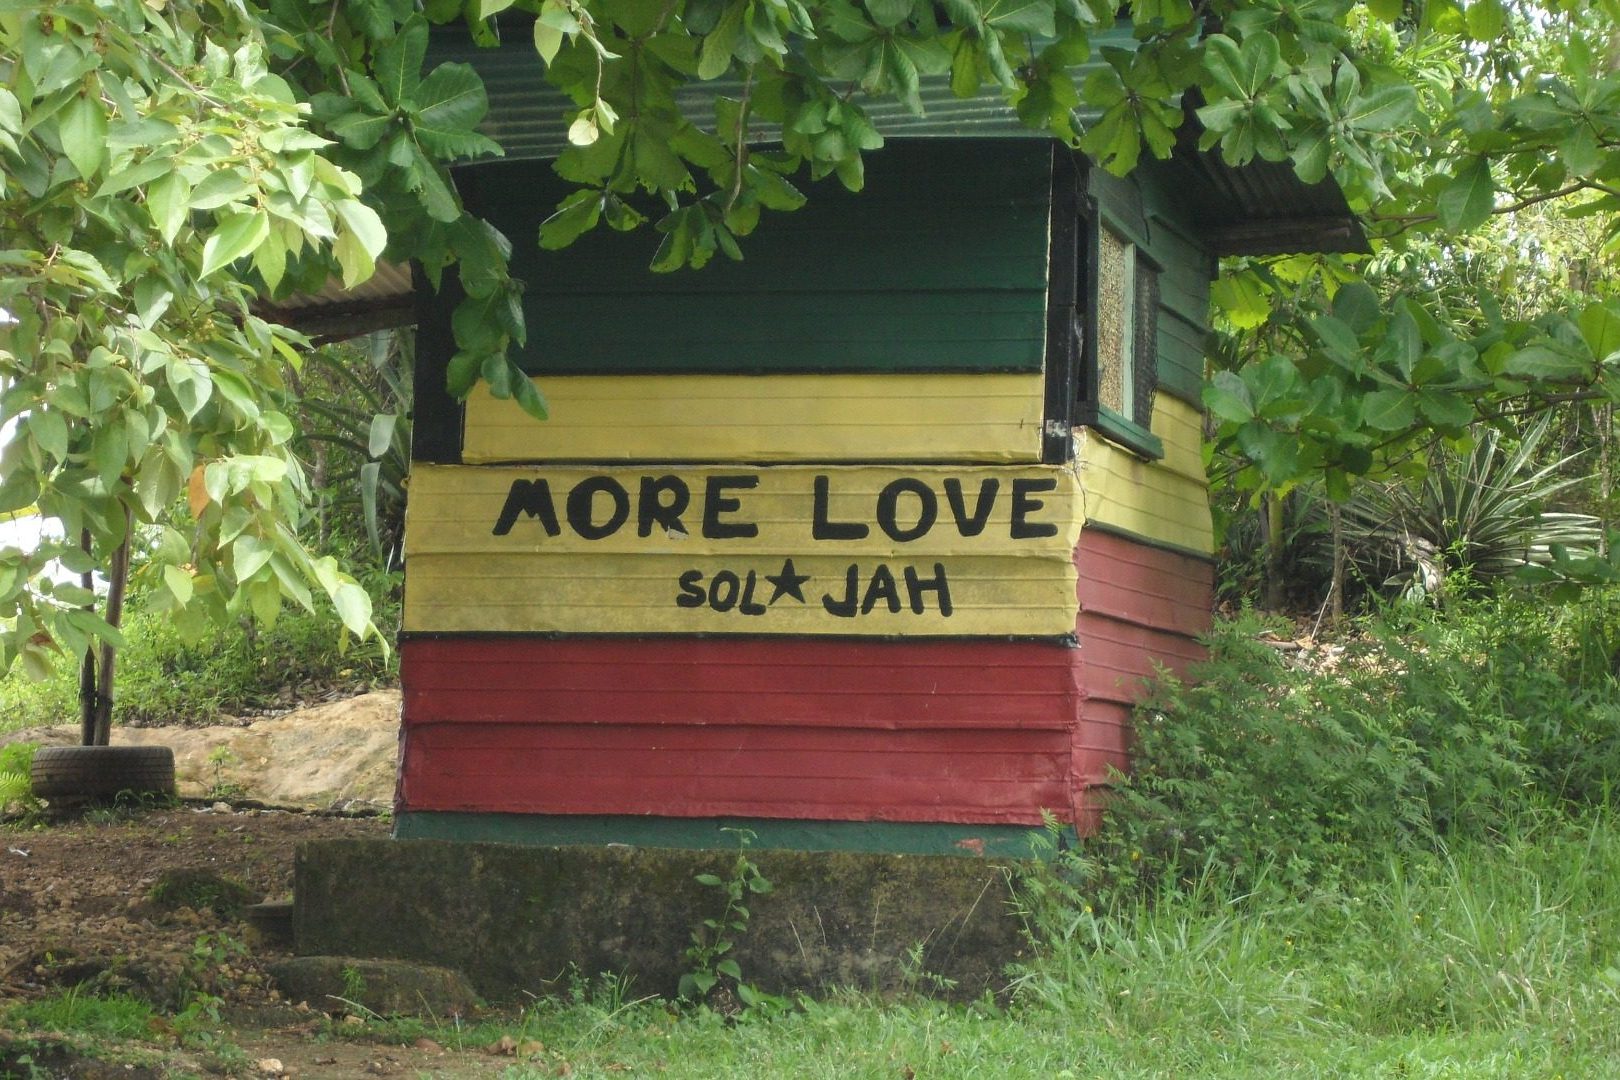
397,629,1081,646
1042,147,1081,464
411,263,465,465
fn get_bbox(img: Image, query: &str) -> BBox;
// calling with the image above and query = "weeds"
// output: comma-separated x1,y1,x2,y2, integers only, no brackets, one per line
0,740,40,819
679,829,781,1012
9,988,156,1040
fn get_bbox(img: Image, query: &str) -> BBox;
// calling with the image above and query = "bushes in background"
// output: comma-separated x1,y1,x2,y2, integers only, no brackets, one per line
1089,592,1620,900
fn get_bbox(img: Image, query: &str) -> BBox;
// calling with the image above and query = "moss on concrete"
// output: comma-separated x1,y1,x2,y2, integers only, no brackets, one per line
266,956,479,1018
294,839,1030,1003
147,868,255,919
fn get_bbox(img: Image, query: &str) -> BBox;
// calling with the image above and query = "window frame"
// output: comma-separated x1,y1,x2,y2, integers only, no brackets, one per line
1060,159,1165,463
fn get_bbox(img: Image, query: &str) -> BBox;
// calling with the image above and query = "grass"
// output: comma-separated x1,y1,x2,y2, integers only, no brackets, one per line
6,594,1618,1076
7,817,1617,1077
277,812,1613,1079
8,989,157,1041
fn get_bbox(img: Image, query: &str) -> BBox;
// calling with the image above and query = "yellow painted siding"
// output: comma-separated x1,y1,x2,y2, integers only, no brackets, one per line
403,463,1083,636
1150,394,1210,485
1076,398,1213,556
462,373,1046,464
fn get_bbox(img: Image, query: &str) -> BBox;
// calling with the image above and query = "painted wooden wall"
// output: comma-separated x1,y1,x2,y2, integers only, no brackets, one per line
398,139,1217,852
461,373,1046,463
461,139,1052,376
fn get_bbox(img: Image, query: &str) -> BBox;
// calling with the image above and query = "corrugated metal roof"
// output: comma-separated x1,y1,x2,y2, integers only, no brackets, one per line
427,22,1136,159
1162,151,1368,254
429,18,1365,253
254,259,415,335
264,22,1365,331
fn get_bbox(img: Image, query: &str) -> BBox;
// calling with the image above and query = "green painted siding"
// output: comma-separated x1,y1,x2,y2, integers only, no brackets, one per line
457,139,1053,376
1158,310,1212,402
395,811,1063,858
1088,166,1218,408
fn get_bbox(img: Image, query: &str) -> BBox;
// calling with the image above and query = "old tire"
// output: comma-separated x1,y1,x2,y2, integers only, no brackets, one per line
30,745,176,802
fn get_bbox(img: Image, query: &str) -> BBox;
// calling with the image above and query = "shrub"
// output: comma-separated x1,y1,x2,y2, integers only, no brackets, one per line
1093,595,1620,901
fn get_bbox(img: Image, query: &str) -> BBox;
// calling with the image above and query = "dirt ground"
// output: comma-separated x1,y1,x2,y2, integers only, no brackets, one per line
0,804,528,1078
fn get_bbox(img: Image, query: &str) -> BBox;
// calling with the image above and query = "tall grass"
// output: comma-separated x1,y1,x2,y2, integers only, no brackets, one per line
1004,812,1620,1075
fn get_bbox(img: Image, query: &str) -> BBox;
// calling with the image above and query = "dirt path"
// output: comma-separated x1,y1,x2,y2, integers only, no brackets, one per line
0,805,537,1078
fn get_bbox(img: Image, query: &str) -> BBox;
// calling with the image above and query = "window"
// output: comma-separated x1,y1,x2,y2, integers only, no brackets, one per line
1041,152,1164,463
1080,223,1162,458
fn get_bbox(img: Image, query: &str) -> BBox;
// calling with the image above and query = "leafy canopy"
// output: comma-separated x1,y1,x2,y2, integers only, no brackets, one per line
4,0,1620,679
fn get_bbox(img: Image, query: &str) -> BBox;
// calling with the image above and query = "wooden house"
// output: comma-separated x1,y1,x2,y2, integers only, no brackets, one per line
395,26,1364,855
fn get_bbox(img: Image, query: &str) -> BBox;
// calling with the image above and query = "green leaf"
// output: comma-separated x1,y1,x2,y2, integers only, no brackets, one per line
91,424,127,485
164,564,195,605
411,63,491,152
58,89,107,180
332,581,372,636
1416,389,1474,428
201,211,270,279
982,0,1057,35
1211,273,1272,329
1204,371,1255,424
866,0,912,28
1312,315,1364,371
188,169,251,211
367,413,398,459
330,110,392,150
1360,389,1417,431
1579,303,1620,362
1502,345,1590,380
146,174,190,246
1465,0,1504,40
1437,158,1495,233
1235,423,1300,485
510,368,549,420
375,15,428,105
169,359,214,420
699,3,746,79
540,189,604,249
333,229,374,289
29,410,68,461
535,18,565,65
1343,84,1417,132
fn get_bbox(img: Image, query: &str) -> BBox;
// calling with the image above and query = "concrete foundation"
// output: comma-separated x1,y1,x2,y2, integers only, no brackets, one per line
294,838,1031,1002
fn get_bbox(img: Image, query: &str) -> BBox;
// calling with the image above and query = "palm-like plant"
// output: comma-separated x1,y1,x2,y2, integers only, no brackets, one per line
1343,416,1602,600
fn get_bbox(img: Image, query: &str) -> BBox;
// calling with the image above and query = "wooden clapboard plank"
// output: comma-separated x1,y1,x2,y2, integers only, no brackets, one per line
462,372,1046,464
402,463,1083,637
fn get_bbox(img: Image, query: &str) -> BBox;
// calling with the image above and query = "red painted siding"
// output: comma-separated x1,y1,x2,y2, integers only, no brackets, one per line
401,637,1085,825
1072,528,1212,785
397,530,1212,833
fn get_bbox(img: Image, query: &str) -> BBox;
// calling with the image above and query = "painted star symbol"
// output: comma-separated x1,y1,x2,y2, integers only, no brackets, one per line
764,558,811,605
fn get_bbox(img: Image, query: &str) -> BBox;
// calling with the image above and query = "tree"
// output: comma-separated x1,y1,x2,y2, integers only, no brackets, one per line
0,1,393,740
5,0,1620,730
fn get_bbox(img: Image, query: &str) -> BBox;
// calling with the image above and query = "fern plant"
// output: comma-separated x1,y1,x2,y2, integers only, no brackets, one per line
0,741,40,814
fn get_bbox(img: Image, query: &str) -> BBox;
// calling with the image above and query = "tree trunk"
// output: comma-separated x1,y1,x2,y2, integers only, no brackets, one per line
78,529,97,747
91,504,134,747
1262,493,1286,612
1601,403,1614,558
1329,501,1344,626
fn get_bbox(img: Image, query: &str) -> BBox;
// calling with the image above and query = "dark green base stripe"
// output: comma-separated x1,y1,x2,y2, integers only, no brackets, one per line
394,812,1067,859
